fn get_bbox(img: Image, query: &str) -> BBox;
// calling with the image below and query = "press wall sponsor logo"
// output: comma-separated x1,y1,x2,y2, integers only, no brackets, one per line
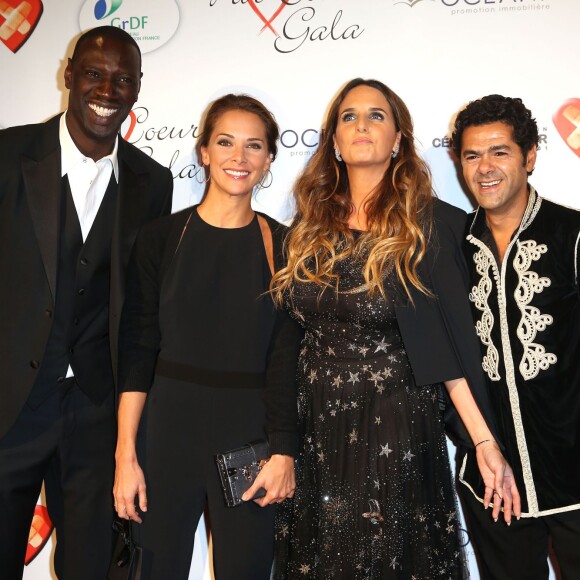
280,127,319,158
0,0,43,53
431,129,548,151
393,0,551,14
79,0,179,53
393,0,434,6
121,106,205,181
94,0,122,19
208,0,365,54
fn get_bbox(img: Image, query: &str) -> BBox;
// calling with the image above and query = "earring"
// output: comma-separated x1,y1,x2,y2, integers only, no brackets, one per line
334,147,342,162
195,165,210,184
391,145,399,159
257,169,273,190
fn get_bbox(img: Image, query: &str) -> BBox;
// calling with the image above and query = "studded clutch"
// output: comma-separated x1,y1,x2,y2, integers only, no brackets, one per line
215,439,269,507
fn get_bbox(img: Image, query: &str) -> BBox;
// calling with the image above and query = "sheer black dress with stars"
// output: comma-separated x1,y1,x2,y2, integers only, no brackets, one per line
273,245,467,580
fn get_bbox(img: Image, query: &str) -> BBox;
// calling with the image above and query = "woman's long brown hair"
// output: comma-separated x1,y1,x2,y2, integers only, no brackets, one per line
271,78,434,304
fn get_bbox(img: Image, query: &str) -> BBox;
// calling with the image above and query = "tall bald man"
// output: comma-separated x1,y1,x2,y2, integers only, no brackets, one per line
0,26,172,578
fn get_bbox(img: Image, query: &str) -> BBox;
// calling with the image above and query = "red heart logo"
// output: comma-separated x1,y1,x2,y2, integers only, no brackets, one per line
0,0,43,53
122,110,138,142
25,504,53,565
553,98,580,157
247,0,288,37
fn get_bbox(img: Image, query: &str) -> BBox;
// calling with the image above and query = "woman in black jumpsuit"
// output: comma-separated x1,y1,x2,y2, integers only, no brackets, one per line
113,94,300,580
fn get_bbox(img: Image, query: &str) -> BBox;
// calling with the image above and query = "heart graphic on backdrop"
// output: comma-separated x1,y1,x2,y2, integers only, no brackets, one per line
0,0,43,53
553,98,580,157
122,110,138,142
25,504,53,565
247,0,288,37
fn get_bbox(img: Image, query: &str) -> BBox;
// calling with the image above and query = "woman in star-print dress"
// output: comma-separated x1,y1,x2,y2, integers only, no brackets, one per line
270,79,520,579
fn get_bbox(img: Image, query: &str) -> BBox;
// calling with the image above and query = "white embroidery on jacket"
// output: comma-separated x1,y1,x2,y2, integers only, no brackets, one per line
513,240,557,380
498,225,540,515
467,191,543,515
469,244,501,381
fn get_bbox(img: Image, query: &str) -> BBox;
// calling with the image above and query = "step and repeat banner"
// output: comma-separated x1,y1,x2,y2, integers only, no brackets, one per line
2,0,578,578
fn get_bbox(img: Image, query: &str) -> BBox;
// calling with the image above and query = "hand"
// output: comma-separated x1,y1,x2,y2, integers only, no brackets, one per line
113,455,147,523
241,454,295,508
475,440,521,524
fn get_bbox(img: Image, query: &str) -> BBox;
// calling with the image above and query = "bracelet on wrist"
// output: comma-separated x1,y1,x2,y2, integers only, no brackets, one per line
475,438,495,449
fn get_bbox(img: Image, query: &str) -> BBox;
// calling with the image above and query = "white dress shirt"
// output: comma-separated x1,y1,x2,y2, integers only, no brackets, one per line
59,112,119,241
59,113,119,377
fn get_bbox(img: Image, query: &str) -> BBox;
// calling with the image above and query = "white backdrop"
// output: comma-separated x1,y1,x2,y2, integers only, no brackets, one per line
2,0,578,578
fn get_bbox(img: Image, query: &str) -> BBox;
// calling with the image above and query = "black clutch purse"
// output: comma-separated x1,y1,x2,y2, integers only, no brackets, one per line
215,439,270,507
107,518,142,580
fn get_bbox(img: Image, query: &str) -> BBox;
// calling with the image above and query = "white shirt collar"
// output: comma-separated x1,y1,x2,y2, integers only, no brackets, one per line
59,112,119,180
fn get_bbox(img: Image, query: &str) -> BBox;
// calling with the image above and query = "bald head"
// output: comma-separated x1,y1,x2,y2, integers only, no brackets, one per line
72,26,141,69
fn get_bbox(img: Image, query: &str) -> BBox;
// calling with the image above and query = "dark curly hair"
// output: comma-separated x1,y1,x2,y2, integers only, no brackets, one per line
451,95,539,163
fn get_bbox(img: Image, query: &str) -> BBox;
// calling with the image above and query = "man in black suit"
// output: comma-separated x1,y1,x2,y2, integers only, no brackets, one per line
0,26,172,578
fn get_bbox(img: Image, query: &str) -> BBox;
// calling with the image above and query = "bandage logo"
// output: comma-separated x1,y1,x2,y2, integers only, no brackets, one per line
0,0,43,53
25,504,53,565
94,0,123,20
553,99,580,157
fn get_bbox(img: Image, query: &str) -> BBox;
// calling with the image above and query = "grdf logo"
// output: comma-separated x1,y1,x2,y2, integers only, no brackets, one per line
79,0,180,54
94,0,123,20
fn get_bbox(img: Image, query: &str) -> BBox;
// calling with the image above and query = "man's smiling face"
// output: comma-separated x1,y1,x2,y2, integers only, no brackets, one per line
64,34,141,160
460,121,536,218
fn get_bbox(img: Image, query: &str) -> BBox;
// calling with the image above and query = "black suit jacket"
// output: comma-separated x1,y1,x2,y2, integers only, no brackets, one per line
0,114,173,439
394,199,499,448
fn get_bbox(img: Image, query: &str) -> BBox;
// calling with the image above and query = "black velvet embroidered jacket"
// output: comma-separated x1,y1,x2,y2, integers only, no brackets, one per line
460,188,580,517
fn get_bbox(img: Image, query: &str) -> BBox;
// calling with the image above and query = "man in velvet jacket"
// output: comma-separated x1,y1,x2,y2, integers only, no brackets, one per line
452,95,580,579
0,26,172,578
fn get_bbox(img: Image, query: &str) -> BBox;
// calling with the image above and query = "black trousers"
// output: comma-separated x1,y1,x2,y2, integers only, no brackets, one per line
0,379,116,580
136,377,276,580
459,484,580,580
